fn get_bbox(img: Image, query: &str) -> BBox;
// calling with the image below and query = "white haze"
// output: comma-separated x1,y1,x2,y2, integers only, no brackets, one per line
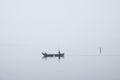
0,0,120,54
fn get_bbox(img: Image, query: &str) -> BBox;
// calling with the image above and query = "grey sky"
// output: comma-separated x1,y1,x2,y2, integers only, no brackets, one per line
0,0,120,53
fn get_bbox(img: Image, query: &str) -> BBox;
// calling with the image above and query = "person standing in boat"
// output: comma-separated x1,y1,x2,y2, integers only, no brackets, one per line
58,50,61,55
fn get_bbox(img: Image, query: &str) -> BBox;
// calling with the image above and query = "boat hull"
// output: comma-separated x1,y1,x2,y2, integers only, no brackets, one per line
42,53,64,57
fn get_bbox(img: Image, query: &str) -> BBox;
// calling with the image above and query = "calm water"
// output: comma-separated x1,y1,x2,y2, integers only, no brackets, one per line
0,45,120,80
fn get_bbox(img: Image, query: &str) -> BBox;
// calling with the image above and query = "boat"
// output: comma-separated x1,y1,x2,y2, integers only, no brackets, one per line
41,51,64,57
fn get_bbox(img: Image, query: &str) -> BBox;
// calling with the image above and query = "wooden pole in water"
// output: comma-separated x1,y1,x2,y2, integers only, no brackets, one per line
100,47,101,54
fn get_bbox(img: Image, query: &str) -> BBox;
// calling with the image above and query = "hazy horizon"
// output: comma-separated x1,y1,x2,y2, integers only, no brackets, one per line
1,0,120,80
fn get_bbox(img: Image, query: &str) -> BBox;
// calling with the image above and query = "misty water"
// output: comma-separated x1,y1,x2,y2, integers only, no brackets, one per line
0,45,120,80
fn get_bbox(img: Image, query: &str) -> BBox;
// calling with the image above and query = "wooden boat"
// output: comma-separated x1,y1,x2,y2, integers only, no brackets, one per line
41,51,64,57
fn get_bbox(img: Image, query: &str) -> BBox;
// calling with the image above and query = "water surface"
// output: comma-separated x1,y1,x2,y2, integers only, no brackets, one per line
0,45,120,80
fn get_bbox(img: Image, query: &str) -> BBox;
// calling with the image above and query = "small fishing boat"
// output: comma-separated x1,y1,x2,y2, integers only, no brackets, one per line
41,51,64,57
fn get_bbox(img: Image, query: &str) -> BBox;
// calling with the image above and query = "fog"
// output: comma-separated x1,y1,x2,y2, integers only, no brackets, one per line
1,1,120,80
0,0,120,54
